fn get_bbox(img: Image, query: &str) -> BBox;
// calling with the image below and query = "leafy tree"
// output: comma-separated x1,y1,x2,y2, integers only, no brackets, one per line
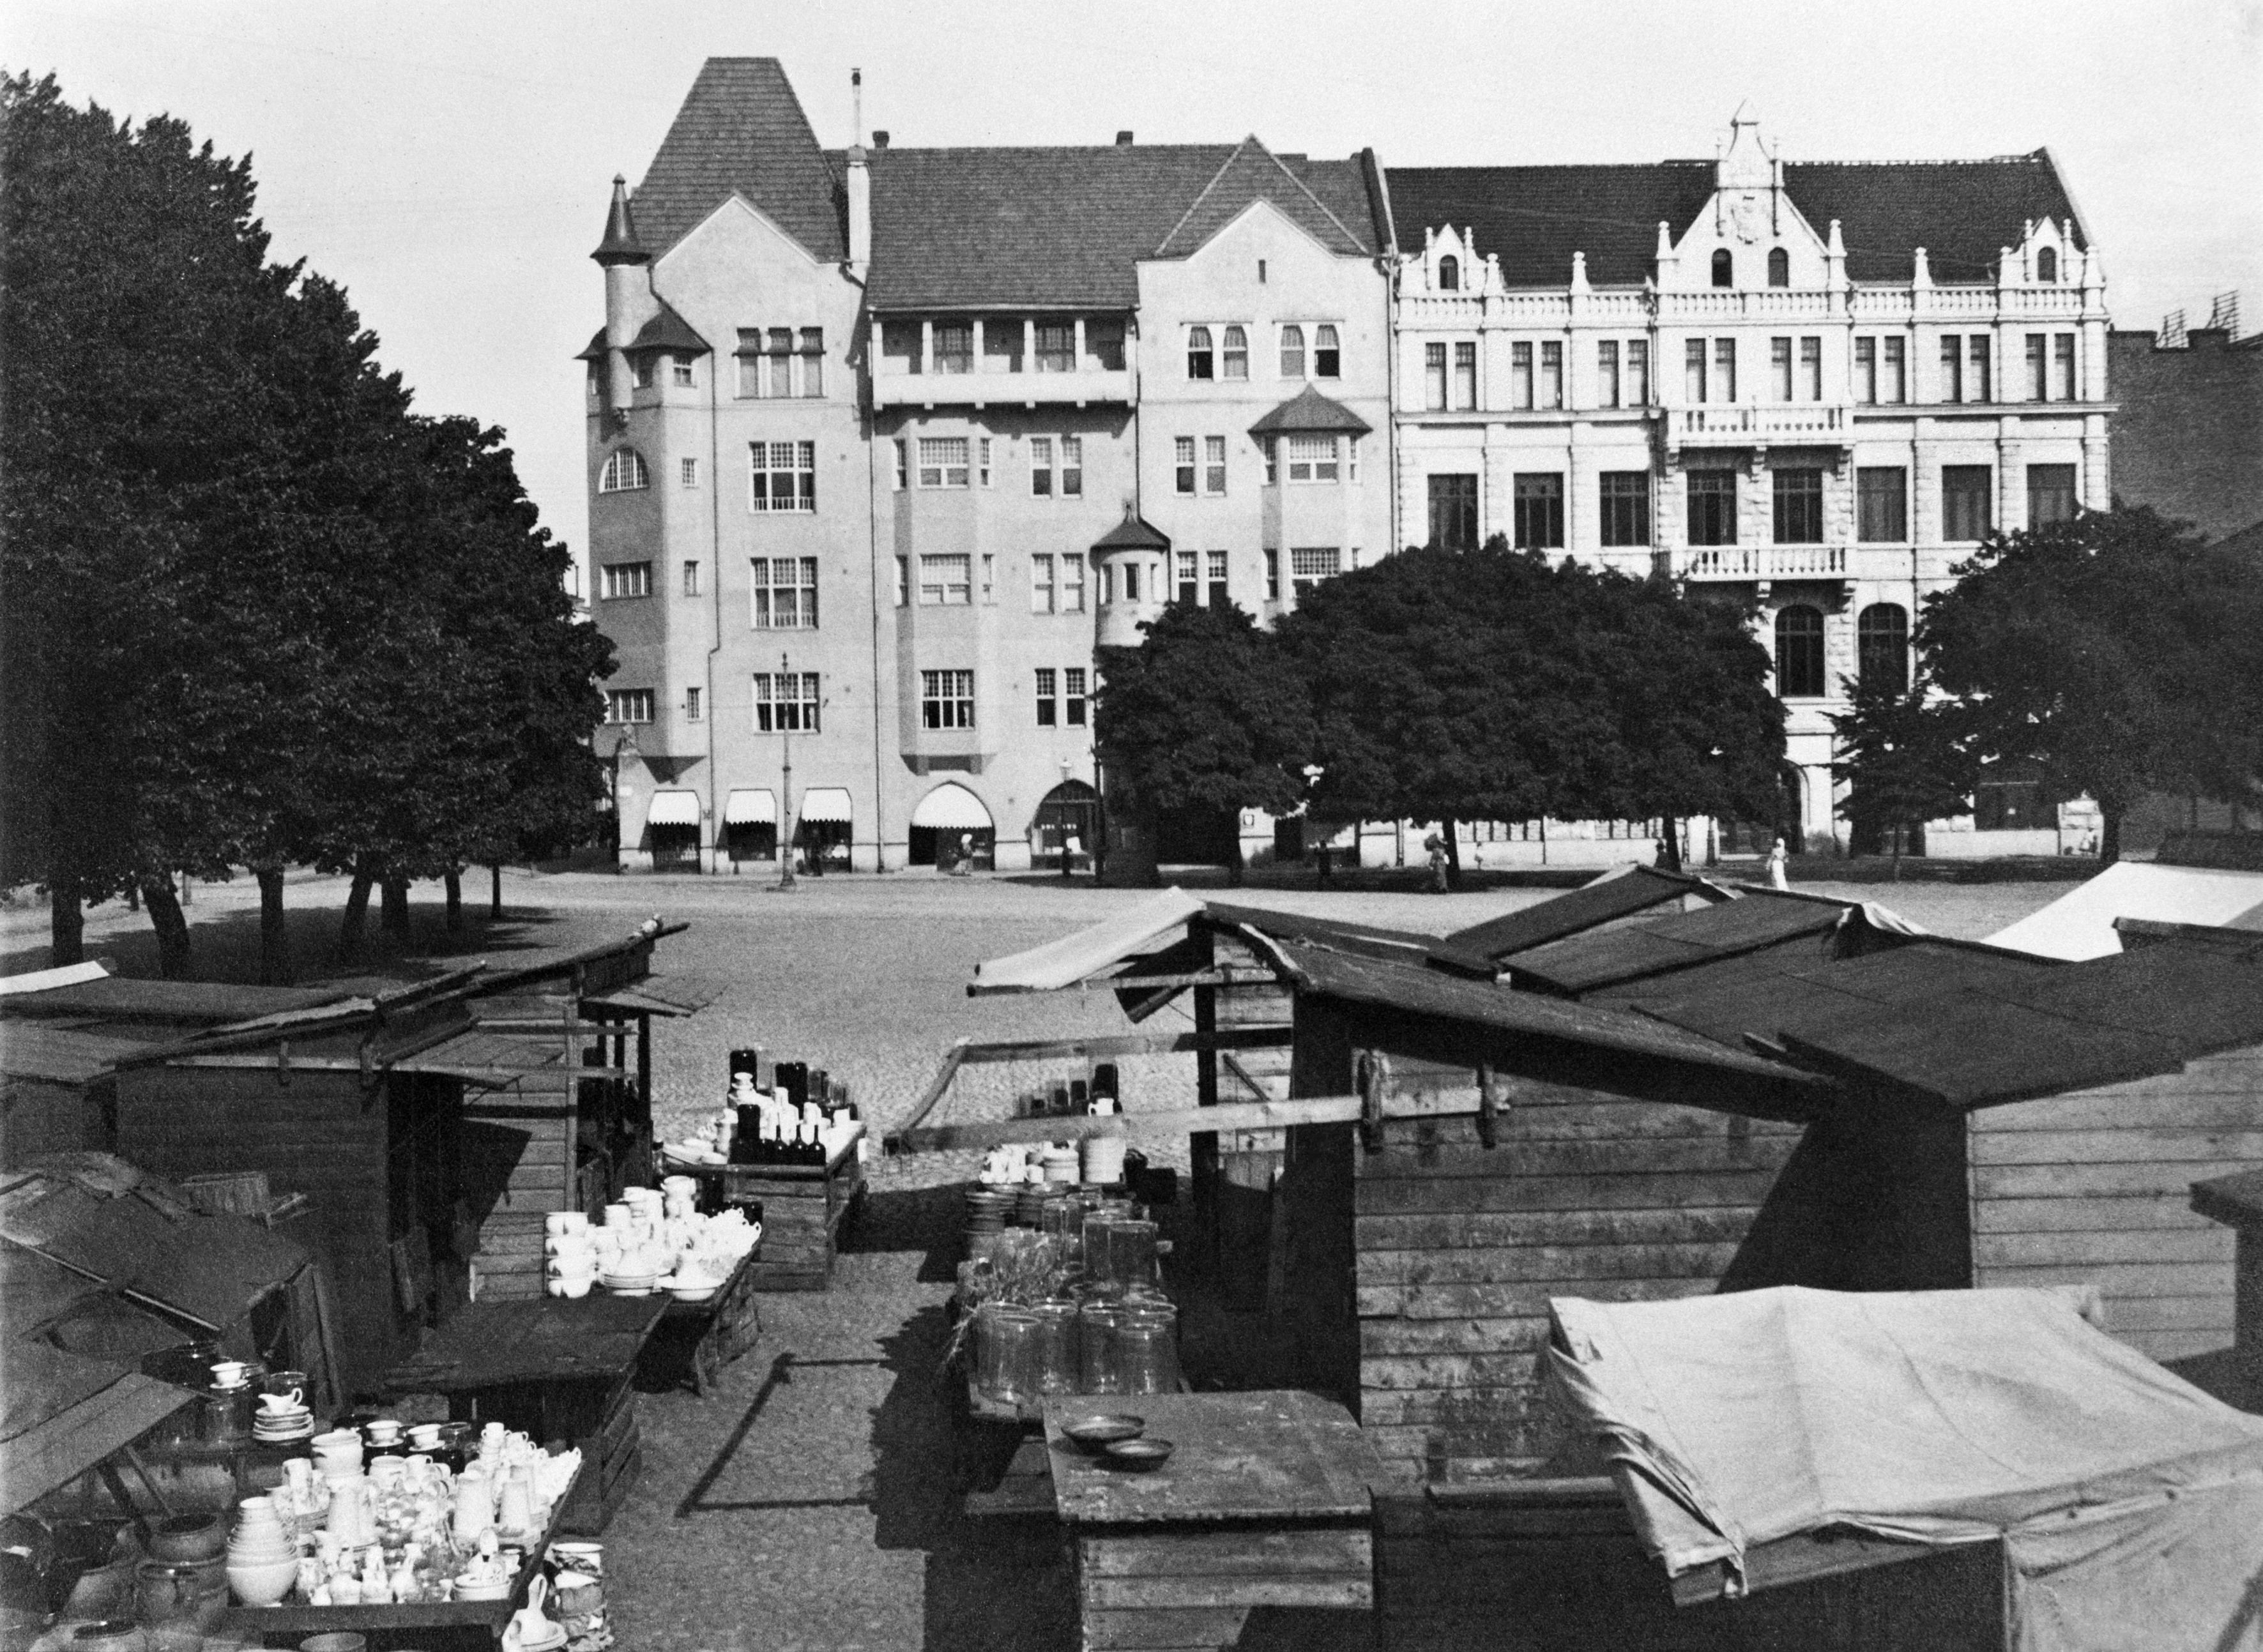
1095,602,1314,883
1919,505,2263,861
1829,679,1976,875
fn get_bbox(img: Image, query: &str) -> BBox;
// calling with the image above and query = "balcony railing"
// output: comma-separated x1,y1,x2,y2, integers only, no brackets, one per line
1666,404,1850,448
872,360,1131,409
1684,545,1848,580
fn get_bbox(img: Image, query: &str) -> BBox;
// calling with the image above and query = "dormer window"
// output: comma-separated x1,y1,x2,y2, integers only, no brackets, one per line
1438,255,1460,292
1712,250,1734,288
1767,248,1789,287
2036,246,2059,284
1187,326,1214,380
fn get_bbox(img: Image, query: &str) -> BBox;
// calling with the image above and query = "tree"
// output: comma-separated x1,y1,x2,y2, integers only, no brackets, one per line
1095,602,1314,883
1829,679,1976,875
1919,505,2263,861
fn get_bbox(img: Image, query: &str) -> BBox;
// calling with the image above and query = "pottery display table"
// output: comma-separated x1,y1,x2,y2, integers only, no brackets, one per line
1043,1389,1382,1652
381,1295,665,1535
641,1245,763,1397
698,1132,865,1291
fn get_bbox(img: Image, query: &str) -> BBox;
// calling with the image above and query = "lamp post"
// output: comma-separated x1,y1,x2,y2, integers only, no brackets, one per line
1302,764,1329,884
1060,757,1076,879
774,652,796,891
612,724,639,874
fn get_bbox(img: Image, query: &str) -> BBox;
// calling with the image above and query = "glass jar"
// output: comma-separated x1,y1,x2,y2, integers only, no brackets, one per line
975,1305,1040,1404
1076,1301,1122,1394
1029,1299,1079,1395
1106,1219,1160,1291
1115,1302,1180,1395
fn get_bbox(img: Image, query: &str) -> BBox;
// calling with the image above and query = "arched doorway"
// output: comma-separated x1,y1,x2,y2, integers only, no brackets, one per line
1033,781,1099,872
910,783,994,870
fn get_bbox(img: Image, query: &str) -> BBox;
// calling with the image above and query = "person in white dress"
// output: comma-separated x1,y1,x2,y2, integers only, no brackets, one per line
1765,836,1790,890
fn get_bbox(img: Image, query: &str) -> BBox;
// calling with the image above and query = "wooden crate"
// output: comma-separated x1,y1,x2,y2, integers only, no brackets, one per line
1077,1526,1371,1651
722,1142,866,1292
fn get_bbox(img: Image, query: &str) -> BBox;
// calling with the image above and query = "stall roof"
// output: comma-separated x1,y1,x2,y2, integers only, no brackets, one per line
0,1022,168,1085
0,1241,112,1340
0,1340,196,1514
1439,865,1732,966
1546,1285,2263,1644
1985,861,2263,960
973,889,1208,992
0,976,349,1024
1500,890,1884,996
1779,941,2263,1109
579,971,728,1017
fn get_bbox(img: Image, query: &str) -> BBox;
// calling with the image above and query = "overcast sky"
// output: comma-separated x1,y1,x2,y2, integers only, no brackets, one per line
12,0,2260,573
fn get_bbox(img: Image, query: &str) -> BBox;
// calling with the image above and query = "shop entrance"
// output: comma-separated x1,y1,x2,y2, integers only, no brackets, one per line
1034,781,1100,872
724,789,778,864
909,783,995,870
794,789,854,874
644,791,703,872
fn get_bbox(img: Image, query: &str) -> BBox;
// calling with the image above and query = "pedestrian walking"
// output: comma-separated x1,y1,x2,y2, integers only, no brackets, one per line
1766,835,1790,890
1424,831,1449,893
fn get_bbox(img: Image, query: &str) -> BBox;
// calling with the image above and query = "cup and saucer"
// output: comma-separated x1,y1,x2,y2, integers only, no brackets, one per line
254,1386,314,1441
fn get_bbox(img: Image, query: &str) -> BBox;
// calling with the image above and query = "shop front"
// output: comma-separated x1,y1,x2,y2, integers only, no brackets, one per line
1033,780,1099,872
644,789,703,872
795,787,854,873
723,788,778,867
910,782,994,870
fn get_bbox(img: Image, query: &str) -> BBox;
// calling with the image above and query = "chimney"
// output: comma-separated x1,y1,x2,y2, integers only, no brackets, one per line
845,71,872,277
872,130,889,149
591,175,649,418
1116,130,1134,146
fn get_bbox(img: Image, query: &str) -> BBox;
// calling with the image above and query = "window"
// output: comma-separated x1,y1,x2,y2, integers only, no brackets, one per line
1280,324,1306,378
2027,464,2078,527
2036,246,2058,284
1454,342,1477,411
1772,337,1793,402
685,685,702,721
1036,322,1074,374
1686,338,1707,403
800,328,824,397
1062,553,1085,612
1855,337,1877,404
893,441,908,491
1060,437,1082,497
1773,468,1823,543
2055,334,2077,400
1975,762,2052,831
1627,340,1649,405
1711,248,1733,288
1315,324,1340,377
672,355,694,387
1800,337,1822,401
1767,247,1790,287
681,457,699,489
1857,604,1909,695
1939,336,1963,403
1035,667,1058,726
1031,437,1055,497
881,319,922,377
1424,343,1447,411
1438,255,1460,291
1883,337,1906,403
1086,319,1127,372
1187,326,1214,379
683,560,701,596
749,441,817,512
753,672,819,733
605,688,654,724
1714,338,1737,401
1942,466,1993,541
1065,667,1087,725
1286,434,1338,482
600,561,652,600
1857,467,1907,542
2026,334,2048,402
1512,473,1564,550
766,328,795,396
978,438,994,489
1599,340,1621,408
1599,473,1650,547
1223,326,1248,380
1261,437,1277,484
918,553,972,605
895,556,908,606
917,437,970,489
1123,562,1141,603
598,448,648,492
1207,550,1228,609
1175,436,1196,496
632,354,657,390
1428,474,1479,552
981,553,994,602
1205,436,1226,496
751,556,819,628
1265,550,1280,601
1969,337,1991,402
1774,606,1825,697
1290,547,1339,595
1032,554,1056,614
1176,550,1198,605
1687,470,1737,546
922,671,974,730
934,322,972,374
1511,342,1534,409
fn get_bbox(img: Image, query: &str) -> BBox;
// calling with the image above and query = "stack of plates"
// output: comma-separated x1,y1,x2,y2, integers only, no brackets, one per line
252,1401,314,1443
600,1273,658,1297
1014,1186,1049,1227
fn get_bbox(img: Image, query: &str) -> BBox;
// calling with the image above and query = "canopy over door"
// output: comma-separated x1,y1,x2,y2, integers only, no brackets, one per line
798,788,853,824
724,789,776,825
911,784,993,830
644,790,701,828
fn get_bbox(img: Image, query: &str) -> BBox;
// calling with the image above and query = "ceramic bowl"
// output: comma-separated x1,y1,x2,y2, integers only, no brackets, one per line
225,1554,300,1606
148,1515,226,1563
1060,1414,1145,1453
1101,1437,1175,1473
453,1577,514,1602
548,1276,594,1299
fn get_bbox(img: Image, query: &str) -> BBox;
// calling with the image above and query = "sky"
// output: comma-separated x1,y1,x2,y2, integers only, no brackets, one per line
10,0,2260,579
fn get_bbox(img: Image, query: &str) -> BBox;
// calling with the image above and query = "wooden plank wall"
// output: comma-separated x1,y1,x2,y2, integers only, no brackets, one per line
1967,1045,2263,1363
1353,1092,1802,1481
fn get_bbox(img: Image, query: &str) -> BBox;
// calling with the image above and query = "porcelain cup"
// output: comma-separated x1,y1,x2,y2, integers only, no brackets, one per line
363,1419,402,1445
258,1388,304,1414
211,1360,249,1389
408,1423,443,1451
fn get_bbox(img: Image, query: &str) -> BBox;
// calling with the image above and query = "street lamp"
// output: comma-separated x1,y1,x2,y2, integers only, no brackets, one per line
773,651,796,892
1302,764,1329,884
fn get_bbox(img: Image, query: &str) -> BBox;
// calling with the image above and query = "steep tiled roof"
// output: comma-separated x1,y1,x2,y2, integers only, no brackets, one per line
1387,152,2084,288
1248,385,1371,436
633,58,844,261
630,301,709,354
1154,138,1371,259
1091,512,1171,552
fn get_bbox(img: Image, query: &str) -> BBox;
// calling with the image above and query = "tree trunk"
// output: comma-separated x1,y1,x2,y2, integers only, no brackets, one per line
142,877,192,978
1659,822,1683,874
2101,808,2123,865
338,861,377,960
489,863,503,920
49,876,83,968
255,866,291,985
380,876,411,940
1890,822,1904,880
1442,818,1464,889
444,870,464,932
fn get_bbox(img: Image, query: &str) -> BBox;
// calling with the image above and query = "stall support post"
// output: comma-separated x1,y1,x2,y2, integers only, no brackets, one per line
1193,950,1220,1272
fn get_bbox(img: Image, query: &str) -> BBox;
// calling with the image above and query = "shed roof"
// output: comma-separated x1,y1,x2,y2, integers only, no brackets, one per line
0,977,348,1025
1441,865,1732,966
0,1022,164,1085
0,1340,195,1513
1502,890,1857,995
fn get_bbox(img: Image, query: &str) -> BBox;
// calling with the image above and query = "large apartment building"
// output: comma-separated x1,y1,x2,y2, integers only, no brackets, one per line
587,64,2109,870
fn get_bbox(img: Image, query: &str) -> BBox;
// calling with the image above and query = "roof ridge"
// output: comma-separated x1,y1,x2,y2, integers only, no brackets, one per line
1154,135,1266,257
1265,144,1368,251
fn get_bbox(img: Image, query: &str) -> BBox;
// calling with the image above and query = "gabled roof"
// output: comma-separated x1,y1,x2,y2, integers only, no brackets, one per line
1154,137,1373,259
634,57,844,262
1092,512,1172,552
1386,152,2084,287
1441,865,1732,966
1248,385,1371,436
630,301,709,355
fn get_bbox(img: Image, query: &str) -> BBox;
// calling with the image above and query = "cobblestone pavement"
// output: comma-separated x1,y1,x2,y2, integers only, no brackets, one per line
1,865,2064,1651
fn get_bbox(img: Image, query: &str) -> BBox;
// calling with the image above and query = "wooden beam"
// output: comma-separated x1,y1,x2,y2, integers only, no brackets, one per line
956,1027,1289,1066
968,967,1277,997
892,1038,971,1141
887,1086,1482,1156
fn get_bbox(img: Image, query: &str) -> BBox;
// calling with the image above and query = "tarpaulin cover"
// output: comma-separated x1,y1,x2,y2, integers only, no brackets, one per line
1987,861,2263,961
973,888,1206,992
1545,1286,2263,1651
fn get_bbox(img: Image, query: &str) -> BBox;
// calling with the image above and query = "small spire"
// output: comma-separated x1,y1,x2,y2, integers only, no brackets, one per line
592,176,648,267
1655,220,1674,259
1827,219,1846,257
1569,251,1589,293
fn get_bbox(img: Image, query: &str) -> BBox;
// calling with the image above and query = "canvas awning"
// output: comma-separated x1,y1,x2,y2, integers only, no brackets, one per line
0,960,113,998
972,888,1207,994
1546,1285,2263,1649
1986,861,2263,960
911,784,993,830
0,1340,196,1513
644,789,701,828
797,787,853,824
724,788,776,825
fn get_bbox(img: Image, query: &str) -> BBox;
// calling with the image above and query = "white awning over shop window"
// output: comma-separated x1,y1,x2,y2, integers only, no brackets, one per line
724,789,777,826
797,787,853,824
911,784,993,831
645,790,701,827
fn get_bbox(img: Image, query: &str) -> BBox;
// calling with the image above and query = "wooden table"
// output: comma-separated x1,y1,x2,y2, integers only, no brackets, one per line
667,1132,865,1291
1044,1389,1382,1652
381,1294,666,1534
643,1246,763,1397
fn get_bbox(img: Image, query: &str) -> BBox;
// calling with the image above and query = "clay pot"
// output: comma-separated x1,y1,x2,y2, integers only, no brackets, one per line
146,1515,225,1564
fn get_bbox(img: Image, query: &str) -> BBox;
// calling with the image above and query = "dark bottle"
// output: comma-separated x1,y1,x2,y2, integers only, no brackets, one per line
809,1069,829,1107
1069,1079,1089,1112
1091,1063,1120,1105
733,1106,762,1164
776,1061,809,1112
729,1049,760,1083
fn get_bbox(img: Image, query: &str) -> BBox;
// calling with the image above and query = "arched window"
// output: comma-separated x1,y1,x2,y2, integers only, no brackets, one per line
1221,325,1248,379
1774,605,1826,698
1711,249,1734,289
1767,248,1790,287
2036,246,2059,284
1437,255,1460,292
1279,324,1306,378
598,448,650,493
1186,326,1214,380
1857,603,1910,696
